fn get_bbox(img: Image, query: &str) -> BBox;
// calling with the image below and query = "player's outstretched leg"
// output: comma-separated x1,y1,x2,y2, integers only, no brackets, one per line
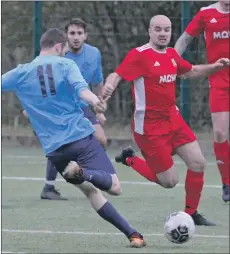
41,158,67,200
115,147,159,183
77,181,146,248
116,144,216,226
176,141,216,226
115,147,180,188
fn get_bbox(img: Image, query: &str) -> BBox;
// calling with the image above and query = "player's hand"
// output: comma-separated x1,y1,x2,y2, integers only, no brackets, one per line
214,58,230,68
96,113,107,125
102,84,114,98
94,96,109,113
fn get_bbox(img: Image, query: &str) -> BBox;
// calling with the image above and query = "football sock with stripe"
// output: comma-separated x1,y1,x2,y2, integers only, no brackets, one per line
185,169,204,215
45,158,58,190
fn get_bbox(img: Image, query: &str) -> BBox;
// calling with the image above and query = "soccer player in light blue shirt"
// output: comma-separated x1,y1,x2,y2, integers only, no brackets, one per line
2,29,99,155
1,28,145,247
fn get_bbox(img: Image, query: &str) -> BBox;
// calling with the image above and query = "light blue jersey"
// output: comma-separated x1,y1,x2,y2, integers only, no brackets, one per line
65,43,103,107
2,55,95,154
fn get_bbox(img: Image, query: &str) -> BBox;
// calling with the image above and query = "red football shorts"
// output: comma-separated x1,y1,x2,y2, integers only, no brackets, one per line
209,87,230,113
133,113,196,174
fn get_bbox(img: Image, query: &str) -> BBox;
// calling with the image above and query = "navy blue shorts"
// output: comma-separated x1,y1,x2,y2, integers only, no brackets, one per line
47,134,115,184
82,106,100,125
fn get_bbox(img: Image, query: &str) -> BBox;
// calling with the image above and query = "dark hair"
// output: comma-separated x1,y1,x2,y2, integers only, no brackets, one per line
65,18,87,33
40,28,67,49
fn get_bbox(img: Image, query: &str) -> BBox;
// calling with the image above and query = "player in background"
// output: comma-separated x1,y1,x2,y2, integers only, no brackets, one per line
2,28,146,248
39,18,107,200
65,18,107,143
102,15,229,226
175,1,230,202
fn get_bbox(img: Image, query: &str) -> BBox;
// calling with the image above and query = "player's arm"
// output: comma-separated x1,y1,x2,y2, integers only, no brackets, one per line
182,58,230,79
67,62,106,113
102,72,123,98
103,48,143,98
1,67,19,92
90,50,108,121
91,50,104,97
91,82,105,124
174,32,194,56
174,10,204,56
173,49,230,79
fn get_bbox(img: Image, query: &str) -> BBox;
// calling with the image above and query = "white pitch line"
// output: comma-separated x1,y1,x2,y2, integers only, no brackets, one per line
2,252,26,254
1,176,221,188
2,229,229,239
1,161,218,166
2,155,217,166
2,155,43,159
120,181,221,188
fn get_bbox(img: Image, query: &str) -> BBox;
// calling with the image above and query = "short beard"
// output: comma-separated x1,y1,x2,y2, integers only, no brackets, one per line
149,40,168,52
69,44,83,54
154,44,167,51
157,45,167,50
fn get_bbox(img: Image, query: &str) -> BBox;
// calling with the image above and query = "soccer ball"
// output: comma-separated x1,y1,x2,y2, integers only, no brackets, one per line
164,211,196,244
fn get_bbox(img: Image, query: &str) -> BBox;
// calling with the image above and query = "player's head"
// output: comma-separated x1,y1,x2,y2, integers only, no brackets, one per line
40,28,68,56
148,15,172,50
65,18,88,52
219,1,230,11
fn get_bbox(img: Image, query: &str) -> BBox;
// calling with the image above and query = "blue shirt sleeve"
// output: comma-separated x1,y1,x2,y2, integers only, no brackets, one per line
1,67,19,92
91,50,104,86
67,62,89,97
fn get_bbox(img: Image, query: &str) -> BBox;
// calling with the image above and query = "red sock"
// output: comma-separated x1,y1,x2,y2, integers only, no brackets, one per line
184,169,204,215
214,141,230,186
126,156,158,183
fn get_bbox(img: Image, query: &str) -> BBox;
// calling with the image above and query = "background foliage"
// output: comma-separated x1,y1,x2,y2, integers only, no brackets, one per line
2,1,214,136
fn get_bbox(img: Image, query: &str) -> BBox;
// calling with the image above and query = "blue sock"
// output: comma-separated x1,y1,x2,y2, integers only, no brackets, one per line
45,158,58,190
83,170,112,191
97,201,136,238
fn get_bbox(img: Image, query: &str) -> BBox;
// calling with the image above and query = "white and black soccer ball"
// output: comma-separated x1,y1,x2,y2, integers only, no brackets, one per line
164,211,196,244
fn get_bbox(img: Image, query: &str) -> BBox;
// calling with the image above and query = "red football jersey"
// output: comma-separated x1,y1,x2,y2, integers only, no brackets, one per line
185,2,229,87
116,44,192,135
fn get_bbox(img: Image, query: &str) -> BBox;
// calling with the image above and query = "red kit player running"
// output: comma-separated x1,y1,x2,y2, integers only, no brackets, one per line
175,1,230,202
103,15,229,226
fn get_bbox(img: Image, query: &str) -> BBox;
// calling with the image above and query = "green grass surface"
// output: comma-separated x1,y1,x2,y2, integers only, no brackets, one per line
2,145,229,253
